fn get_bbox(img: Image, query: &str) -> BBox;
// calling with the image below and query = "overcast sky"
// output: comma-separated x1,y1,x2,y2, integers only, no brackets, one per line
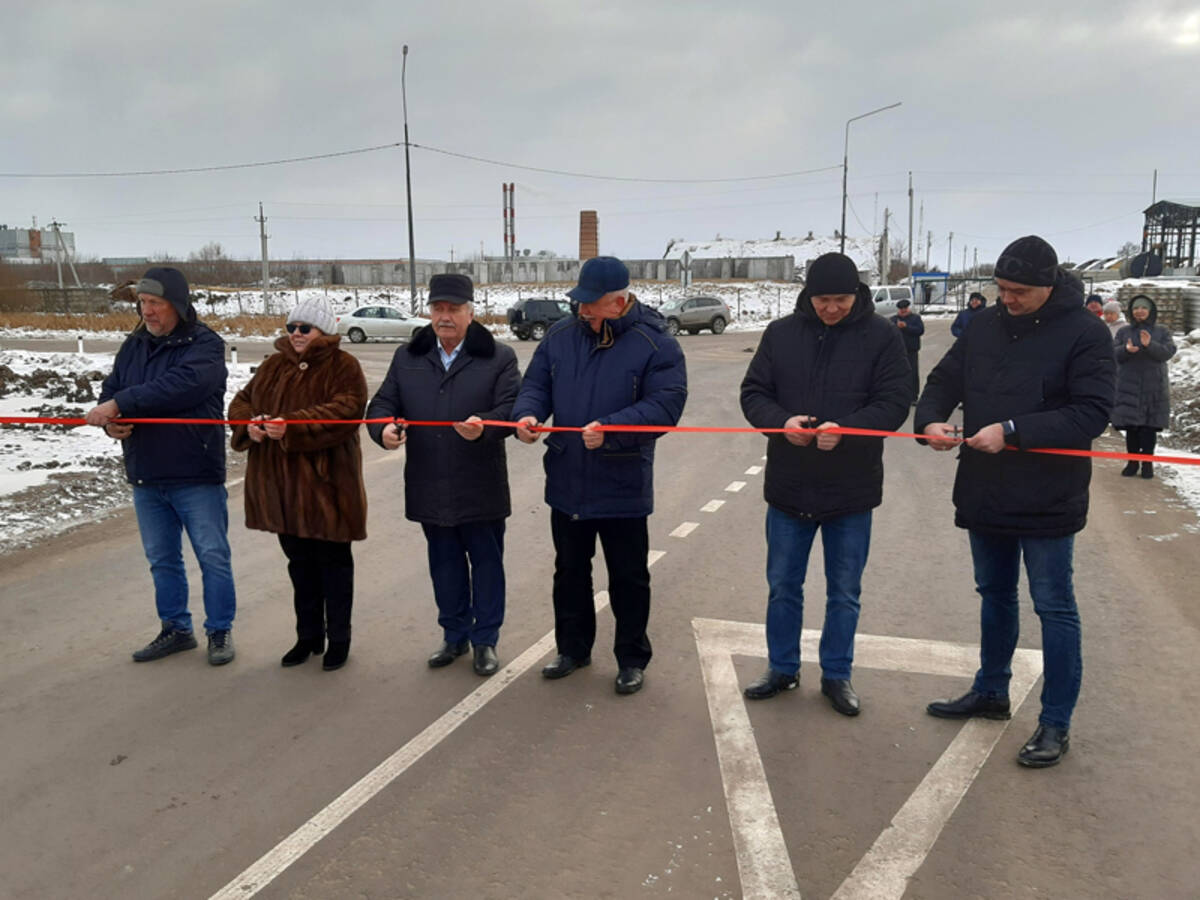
3,0,1198,270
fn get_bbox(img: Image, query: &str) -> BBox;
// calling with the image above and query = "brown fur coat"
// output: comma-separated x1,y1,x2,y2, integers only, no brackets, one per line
229,333,368,541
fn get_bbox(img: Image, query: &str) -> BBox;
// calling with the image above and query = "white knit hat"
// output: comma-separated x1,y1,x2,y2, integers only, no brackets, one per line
286,297,336,335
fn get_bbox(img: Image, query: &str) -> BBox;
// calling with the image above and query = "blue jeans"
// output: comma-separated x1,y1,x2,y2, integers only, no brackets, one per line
422,520,506,647
132,484,237,634
968,531,1081,730
764,505,871,680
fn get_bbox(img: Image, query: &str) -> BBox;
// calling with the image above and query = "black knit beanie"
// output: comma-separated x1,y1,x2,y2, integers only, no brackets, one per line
994,236,1058,287
805,253,860,295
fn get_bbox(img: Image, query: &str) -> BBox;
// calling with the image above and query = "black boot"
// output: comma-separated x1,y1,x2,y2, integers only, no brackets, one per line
1121,461,1139,477
322,640,350,671
281,637,324,667
743,669,799,700
1140,461,1154,479
1017,724,1069,767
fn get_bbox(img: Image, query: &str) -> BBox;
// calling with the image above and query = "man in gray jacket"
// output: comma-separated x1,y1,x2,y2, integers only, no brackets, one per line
367,274,521,676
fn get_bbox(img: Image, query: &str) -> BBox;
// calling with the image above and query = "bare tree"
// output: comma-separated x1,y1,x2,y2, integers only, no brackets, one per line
1117,241,1140,258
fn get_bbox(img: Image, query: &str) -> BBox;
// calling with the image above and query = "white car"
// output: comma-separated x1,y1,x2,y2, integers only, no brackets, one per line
335,305,428,343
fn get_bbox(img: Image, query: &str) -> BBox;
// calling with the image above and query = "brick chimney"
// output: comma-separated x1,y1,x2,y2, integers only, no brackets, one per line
579,210,598,261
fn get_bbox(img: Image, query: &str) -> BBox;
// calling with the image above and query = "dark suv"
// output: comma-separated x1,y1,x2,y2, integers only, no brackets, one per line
507,297,572,340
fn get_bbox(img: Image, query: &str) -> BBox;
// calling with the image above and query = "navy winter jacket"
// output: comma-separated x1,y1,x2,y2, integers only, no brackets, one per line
99,320,228,485
915,270,1114,537
1112,297,1176,430
511,300,687,518
889,311,924,352
741,284,912,520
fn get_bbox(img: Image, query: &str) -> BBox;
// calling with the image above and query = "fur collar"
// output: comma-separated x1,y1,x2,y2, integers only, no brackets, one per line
406,320,496,358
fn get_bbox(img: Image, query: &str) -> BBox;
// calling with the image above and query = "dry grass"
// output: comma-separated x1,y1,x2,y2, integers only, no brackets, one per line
0,311,284,335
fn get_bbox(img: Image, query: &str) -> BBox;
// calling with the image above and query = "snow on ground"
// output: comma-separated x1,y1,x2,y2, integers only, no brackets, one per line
0,349,253,553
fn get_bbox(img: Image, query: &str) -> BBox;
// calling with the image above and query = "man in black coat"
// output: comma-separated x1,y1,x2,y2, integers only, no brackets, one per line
740,252,911,715
366,274,521,676
889,298,924,405
916,235,1114,768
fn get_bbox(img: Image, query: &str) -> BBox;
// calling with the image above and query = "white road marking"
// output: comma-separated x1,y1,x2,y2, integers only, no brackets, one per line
692,617,1043,900
670,521,699,538
701,499,725,513
744,466,763,476
647,549,666,568
725,481,746,493
209,595,612,899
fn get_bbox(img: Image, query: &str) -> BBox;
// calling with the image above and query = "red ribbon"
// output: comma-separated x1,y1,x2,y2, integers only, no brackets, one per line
1,415,1197,467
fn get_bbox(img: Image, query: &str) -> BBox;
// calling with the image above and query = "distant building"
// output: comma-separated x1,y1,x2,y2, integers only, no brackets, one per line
1142,200,1199,270
0,223,76,262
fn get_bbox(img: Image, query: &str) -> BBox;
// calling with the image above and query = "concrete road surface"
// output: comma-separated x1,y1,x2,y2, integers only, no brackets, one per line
1,323,1198,899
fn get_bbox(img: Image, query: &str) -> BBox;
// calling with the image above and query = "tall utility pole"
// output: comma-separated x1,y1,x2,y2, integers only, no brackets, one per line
1152,168,1158,205
926,230,932,269
947,232,954,278
48,220,81,289
401,44,418,314
907,171,914,286
256,203,269,312
840,101,902,253
973,247,978,277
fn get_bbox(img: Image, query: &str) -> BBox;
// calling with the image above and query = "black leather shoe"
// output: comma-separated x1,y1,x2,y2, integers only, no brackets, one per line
821,678,860,716
322,640,350,671
743,669,799,700
281,637,324,667
1017,724,1070,768
427,640,470,668
541,654,590,679
615,667,645,695
1121,461,1139,477
473,645,499,676
926,689,1011,720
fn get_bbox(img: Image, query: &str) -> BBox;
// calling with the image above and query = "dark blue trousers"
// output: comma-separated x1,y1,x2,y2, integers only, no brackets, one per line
421,520,507,647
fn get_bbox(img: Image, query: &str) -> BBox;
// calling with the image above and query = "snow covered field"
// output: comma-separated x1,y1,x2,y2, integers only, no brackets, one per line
1,301,1199,555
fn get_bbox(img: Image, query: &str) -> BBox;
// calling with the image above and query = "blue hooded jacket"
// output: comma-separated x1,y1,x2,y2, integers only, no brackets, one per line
98,272,227,486
511,299,687,518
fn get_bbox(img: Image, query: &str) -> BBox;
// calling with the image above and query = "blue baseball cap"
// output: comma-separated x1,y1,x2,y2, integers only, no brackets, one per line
567,256,630,304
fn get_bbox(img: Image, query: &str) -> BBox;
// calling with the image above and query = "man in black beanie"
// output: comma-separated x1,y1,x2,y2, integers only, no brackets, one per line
916,235,1114,767
739,252,911,715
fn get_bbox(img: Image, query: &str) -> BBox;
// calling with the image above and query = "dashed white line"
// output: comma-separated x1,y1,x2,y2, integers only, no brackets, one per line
647,549,666,567
725,481,746,493
744,466,763,476
670,521,699,538
700,500,725,513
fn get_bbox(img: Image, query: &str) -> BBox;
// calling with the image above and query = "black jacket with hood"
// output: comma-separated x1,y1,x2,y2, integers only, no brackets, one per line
740,283,912,520
915,269,1114,537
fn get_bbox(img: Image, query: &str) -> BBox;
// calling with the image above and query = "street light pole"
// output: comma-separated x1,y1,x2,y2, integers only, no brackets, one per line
840,102,902,254
402,44,418,315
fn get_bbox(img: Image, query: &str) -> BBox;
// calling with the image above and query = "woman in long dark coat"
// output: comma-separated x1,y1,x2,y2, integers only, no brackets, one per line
1112,295,1176,479
229,297,368,669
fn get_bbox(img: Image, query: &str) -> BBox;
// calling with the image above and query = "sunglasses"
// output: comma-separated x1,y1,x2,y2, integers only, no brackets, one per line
286,323,314,334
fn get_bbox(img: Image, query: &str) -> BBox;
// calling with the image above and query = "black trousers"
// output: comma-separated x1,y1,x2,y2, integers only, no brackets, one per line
550,510,652,669
1124,425,1158,456
277,534,354,643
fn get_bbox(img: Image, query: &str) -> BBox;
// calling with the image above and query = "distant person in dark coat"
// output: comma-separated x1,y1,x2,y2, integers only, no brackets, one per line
1085,294,1104,317
951,292,987,338
889,298,924,405
1113,295,1176,479
916,236,1114,768
512,256,687,696
367,274,521,676
84,266,237,666
740,252,911,716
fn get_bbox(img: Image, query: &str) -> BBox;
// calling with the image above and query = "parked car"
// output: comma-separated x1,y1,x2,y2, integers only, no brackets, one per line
507,297,572,340
335,305,428,343
660,295,731,335
868,285,914,317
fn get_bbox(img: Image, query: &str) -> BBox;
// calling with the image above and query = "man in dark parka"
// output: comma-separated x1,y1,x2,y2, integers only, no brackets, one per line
366,274,520,676
740,252,911,716
916,235,1114,768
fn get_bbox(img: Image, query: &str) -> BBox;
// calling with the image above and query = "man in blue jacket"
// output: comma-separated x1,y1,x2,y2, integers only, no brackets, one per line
85,267,237,665
513,257,687,696
917,236,1114,768
740,252,911,716
889,298,925,405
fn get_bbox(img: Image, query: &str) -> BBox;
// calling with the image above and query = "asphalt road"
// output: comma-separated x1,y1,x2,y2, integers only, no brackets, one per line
1,324,1198,899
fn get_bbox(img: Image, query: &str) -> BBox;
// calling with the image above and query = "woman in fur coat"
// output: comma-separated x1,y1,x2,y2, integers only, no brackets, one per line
229,297,368,669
